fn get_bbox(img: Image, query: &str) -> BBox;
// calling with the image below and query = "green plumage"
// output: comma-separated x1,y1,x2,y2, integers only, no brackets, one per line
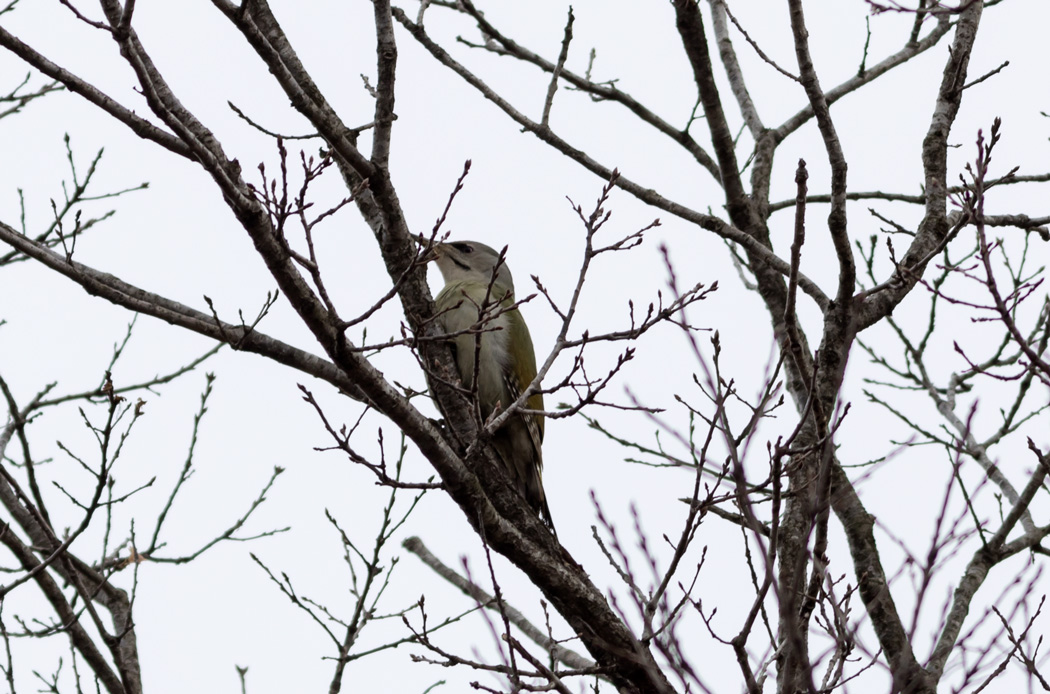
432,242,552,529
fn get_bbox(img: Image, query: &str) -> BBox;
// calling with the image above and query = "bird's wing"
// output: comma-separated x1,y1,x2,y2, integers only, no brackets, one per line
506,307,544,451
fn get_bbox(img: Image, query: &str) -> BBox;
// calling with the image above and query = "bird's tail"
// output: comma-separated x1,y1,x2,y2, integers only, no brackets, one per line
493,426,556,535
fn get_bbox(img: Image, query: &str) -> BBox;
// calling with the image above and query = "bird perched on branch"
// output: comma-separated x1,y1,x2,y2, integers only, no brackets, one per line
429,240,553,530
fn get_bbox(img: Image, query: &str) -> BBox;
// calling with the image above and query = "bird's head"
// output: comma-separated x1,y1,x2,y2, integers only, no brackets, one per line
431,240,515,292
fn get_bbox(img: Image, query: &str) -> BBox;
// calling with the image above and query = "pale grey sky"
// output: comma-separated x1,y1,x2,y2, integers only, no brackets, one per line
1,1,1047,692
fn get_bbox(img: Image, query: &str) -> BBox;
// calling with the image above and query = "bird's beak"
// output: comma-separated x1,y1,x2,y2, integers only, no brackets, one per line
415,236,443,263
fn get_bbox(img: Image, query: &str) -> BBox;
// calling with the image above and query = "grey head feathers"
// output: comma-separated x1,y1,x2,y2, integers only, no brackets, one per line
433,241,514,292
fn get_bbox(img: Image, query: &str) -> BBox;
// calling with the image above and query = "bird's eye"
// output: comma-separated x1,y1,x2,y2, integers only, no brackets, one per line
452,242,474,254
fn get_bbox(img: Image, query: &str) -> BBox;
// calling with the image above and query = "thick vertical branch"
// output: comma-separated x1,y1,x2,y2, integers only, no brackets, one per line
672,0,750,223
829,8,984,689
818,7,988,691
371,0,398,169
855,2,984,329
774,160,819,694
670,14,833,690
707,0,764,139
786,0,854,308
827,464,925,689
670,0,818,407
779,16,864,692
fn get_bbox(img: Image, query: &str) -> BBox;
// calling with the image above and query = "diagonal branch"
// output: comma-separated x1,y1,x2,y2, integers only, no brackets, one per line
926,442,1050,681
773,14,953,143
0,26,190,157
0,220,368,401
446,0,723,183
402,536,599,674
393,7,830,314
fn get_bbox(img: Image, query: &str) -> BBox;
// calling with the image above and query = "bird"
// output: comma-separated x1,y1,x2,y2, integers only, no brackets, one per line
429,240,553,530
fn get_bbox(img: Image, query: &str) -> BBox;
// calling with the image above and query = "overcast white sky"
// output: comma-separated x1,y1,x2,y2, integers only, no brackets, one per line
1,1,1048,692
